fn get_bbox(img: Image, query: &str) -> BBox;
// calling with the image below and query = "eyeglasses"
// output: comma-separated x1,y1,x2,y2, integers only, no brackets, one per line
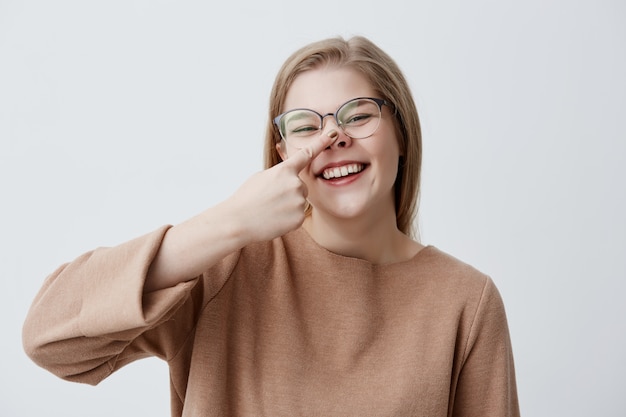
273,97,388,148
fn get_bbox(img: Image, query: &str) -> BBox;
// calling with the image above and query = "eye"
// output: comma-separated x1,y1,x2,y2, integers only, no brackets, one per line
343,113,373,126
282,110,320,137
290,125,320,136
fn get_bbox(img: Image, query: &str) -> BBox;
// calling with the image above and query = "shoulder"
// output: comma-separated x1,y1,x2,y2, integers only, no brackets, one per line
385,246,508,322
418,246,487,280
393,246,491,293
420,247,509,326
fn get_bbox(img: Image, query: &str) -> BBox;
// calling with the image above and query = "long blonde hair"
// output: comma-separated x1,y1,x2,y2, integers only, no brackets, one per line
263,36,422,237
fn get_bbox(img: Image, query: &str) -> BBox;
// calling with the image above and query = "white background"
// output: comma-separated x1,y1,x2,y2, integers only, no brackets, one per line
1,0,624,415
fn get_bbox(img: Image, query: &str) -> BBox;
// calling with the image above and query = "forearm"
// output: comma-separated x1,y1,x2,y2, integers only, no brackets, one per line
144,201,250,292
145,132,338,293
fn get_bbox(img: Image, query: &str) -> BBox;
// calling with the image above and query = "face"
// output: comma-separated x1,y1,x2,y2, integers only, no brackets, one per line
276,66,401,224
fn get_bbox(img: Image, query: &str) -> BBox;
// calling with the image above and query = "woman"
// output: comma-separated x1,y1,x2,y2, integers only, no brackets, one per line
23,36,520,416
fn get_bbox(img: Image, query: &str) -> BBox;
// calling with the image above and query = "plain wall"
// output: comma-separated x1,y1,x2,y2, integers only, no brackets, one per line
1,0,624,415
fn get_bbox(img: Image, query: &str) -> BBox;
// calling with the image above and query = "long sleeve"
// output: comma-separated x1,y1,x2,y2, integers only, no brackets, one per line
22,226,199,385
451,278,520,417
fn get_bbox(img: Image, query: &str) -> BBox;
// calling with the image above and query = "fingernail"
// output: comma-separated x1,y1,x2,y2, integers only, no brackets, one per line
327,130,338,139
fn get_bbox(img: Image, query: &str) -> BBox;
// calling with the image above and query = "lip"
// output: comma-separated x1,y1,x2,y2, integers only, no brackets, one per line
315,160,367,177
314,161,369,186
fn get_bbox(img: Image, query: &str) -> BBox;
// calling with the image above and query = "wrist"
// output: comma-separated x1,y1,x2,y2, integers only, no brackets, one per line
207,200,253,250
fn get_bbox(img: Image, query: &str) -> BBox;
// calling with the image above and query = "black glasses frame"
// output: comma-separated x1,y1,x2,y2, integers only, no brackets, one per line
273,97,388,141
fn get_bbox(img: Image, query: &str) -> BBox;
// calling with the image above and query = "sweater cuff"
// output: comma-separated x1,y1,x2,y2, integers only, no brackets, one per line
78,225,197,338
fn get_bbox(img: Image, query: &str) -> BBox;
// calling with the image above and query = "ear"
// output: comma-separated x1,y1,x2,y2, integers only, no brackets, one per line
276,141,288,162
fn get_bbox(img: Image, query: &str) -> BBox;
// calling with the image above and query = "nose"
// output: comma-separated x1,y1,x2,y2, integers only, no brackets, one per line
330,130,352,149
321,117,352,149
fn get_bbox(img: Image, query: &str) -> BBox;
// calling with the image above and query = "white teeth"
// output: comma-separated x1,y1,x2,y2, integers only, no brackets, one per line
322,163,364,180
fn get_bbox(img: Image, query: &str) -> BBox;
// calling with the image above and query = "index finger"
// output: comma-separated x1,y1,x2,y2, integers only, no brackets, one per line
285,130,338,173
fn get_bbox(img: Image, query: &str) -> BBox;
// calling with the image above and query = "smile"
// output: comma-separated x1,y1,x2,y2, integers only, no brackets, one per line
321,163,365,180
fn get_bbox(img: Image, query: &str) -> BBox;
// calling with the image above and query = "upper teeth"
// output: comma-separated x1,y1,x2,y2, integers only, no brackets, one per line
322,163,364,180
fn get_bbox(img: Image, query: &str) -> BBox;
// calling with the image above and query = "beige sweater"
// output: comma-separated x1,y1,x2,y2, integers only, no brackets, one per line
23,226,519,416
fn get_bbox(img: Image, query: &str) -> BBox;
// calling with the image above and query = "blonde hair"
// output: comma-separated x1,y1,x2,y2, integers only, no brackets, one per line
263,36,422,237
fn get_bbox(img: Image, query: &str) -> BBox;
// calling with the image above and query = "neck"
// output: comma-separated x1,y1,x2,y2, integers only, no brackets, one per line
303,207,421,265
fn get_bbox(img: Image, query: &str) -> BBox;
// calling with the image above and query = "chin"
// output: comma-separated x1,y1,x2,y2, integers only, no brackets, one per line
310,200,371,221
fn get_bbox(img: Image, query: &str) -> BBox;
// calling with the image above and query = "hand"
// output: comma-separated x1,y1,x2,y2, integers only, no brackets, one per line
226,130,338,244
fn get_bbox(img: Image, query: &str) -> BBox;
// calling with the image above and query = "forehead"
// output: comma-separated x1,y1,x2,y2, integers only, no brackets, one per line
283,66,376,112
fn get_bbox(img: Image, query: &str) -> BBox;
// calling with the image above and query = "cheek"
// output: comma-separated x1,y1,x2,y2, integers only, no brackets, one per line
372,138,402,187
275,142,289,162
373,134,401,168
386,131,403,167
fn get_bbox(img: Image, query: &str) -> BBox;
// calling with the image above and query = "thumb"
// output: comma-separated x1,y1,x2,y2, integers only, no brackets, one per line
285,130,338,173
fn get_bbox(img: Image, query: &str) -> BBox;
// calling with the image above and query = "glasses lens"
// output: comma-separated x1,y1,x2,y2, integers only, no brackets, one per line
279,110,321,148
277,98,383,147
337,98,382,139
